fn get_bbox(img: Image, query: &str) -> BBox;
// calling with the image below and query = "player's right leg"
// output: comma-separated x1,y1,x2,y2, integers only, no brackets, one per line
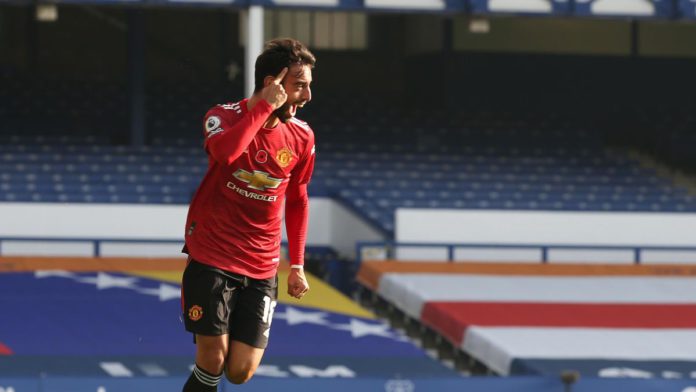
194,335,228,373
224,274,279,384
181,260,240,391
181,334,227,391
185,334,227,391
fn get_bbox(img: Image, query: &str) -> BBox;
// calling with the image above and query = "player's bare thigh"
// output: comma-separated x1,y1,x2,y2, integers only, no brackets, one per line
225,339,266,384
195,334,229,374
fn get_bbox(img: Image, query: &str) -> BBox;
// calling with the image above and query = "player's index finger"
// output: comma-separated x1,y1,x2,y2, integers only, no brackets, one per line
274,67,288,84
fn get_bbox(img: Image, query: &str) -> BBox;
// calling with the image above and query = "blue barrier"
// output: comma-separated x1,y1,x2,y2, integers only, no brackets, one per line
2,376,696,392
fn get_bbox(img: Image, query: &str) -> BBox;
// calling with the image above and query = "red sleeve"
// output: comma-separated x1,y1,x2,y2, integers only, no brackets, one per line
285,184,309,266
285,136,316,266
203,100,274,165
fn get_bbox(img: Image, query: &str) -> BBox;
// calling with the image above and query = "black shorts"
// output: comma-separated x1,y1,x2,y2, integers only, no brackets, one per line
181,259,278,349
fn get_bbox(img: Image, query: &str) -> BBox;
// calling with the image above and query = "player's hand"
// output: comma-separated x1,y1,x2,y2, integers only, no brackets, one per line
261,67,288,110
287,267,309,300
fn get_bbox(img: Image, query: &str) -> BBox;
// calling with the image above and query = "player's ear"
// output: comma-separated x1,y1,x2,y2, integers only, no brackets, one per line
263,75,275,87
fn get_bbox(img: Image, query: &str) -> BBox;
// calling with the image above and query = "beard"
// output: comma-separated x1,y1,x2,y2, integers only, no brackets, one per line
274,101,304,124
273,102,293,124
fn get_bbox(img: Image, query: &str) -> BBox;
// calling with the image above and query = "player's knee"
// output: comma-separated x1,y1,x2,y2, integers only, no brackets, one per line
201,354,225,372
225,366,254,384
196,345,227,373
197,355,225,375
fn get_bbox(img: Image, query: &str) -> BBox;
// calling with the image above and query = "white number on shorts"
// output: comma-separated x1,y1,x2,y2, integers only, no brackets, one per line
262,295,277,325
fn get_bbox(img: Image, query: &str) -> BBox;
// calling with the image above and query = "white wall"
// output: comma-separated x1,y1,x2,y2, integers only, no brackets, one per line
0,203,186,239
0,198,384,258
8,203,696,263
396,209,696,246
387,209,696,263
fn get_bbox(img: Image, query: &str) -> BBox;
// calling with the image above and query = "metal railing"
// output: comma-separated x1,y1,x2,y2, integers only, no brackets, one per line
356,241,696,264
0,236,184,257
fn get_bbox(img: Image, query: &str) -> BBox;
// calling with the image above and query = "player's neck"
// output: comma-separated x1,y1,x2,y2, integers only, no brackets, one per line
264,117,280,129
247,95,280,129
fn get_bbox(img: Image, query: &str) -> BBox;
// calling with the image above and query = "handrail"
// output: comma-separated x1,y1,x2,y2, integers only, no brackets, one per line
356,241,696,264
0,237,299,258
0,236,183,257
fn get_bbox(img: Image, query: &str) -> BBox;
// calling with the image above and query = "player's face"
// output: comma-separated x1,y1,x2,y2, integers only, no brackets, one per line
274,63,312,123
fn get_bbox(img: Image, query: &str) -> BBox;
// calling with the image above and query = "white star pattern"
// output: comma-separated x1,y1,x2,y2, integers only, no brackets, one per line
81,272,139,290
33,273,404,342
273,306,330,326
136,283,182,301
331,318,395,339
34,270,180,301
275,306,403,341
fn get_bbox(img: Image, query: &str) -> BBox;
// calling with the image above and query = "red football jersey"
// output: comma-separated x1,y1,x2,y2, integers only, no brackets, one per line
183,98,315,279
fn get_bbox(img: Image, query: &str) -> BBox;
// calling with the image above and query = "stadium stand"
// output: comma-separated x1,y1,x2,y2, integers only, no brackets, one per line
3,133,695,231
2,86,695,235
2,7,696,392
357,261,696,377
4,2,696,391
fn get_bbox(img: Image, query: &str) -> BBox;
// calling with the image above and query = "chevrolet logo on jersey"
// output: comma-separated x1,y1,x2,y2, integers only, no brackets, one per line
233,169,282,191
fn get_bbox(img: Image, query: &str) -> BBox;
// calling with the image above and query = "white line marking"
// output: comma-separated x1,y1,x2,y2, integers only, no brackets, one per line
138,363,169,377
99,362,133,377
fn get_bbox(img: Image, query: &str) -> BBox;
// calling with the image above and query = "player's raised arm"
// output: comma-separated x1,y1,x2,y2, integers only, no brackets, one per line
203,105,272,165
204,67,289,165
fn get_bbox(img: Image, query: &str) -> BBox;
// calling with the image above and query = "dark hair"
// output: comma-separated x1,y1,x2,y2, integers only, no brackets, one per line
254,38,316,92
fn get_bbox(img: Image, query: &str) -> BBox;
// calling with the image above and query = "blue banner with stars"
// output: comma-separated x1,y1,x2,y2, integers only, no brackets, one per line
0,269,454,379
3,266,696,391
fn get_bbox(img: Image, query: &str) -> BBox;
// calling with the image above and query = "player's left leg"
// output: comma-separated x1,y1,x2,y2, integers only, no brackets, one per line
225,340,266,384
181,260,241,391
224,274,278,384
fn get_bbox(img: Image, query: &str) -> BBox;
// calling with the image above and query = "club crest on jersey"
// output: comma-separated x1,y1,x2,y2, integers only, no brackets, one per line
275,147,294,168
188,305,203,321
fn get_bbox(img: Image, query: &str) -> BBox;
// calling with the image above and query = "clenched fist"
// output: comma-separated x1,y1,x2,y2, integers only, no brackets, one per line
287,267,309,300
260,67,288,110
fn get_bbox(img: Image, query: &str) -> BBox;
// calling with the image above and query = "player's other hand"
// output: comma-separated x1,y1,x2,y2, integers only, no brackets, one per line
261,67,288,110
287,267,309,300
